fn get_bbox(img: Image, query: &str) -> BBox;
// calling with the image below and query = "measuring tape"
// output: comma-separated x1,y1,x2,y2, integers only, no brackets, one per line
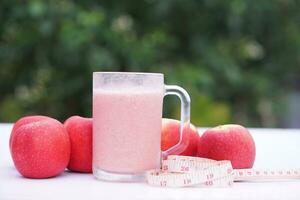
146,155,300,187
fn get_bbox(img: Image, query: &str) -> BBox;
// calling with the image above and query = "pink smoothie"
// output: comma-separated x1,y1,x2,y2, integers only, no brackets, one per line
93,88,164,173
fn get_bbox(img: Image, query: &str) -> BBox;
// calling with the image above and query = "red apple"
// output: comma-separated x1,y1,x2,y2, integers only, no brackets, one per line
9,115,51,151
10,116,70,178
197,124,256,169
161,118,199,156
64,116,92,173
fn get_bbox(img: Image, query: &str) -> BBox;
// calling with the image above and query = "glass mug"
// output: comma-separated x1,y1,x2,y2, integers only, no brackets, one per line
93,72,190,181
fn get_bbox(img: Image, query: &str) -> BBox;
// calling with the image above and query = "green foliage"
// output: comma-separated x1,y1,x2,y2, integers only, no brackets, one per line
0,0,300,127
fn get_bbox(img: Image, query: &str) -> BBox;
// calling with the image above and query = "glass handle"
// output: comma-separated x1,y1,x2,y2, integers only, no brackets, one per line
162,85,191,159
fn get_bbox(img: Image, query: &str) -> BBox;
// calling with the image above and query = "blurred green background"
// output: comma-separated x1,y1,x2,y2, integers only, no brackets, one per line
1,0,300,127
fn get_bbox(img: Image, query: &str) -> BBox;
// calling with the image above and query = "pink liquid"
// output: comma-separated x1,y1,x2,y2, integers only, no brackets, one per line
93,88,163,173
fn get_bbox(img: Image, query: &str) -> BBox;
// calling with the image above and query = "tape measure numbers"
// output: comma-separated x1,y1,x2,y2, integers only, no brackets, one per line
146,156,300,187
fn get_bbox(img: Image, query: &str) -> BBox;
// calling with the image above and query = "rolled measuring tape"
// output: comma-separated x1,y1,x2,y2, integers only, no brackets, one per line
146,155,300,187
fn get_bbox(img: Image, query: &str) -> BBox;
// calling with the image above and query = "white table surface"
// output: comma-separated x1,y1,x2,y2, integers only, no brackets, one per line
1,123,300,200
